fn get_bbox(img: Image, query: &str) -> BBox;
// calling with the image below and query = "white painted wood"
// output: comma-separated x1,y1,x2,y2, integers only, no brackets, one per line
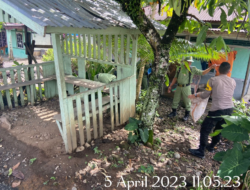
91,92,98,139
52,33,72,153
76,96,85,145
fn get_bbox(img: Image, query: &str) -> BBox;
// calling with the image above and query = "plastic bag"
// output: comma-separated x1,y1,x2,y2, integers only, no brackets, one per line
191,97,209,122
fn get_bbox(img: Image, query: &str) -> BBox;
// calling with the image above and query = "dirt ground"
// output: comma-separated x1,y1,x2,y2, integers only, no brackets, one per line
0,97,234,190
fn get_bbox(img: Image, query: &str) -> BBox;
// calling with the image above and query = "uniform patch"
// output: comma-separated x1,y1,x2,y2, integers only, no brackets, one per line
205,80,212,91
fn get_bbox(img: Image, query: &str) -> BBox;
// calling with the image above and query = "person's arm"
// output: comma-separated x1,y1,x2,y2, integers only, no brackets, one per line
188,79,212,99
168,77,177,93
202,64,217,75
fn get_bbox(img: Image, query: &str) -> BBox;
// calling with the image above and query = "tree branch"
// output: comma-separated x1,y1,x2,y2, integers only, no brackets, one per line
186,13,204,25
236,12,247,40
161,0,194,47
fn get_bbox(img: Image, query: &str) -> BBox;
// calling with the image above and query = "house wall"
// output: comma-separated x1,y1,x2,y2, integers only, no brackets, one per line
6,29,27,59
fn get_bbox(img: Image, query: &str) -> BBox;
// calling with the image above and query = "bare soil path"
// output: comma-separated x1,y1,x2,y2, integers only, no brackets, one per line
0,97,233,190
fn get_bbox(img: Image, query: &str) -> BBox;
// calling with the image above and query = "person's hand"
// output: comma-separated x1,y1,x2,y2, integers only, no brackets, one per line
168,86,172,93
210,64,218,69
188,94,196,99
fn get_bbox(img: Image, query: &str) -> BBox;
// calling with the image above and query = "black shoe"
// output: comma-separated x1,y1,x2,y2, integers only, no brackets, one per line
189,149,205,159
168,109,177,118
206,144,215,153
183,111,190,121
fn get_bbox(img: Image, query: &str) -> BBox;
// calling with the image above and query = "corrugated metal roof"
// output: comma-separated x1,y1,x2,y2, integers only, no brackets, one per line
2,0,166,30
188,6,239,22
144,5,242,22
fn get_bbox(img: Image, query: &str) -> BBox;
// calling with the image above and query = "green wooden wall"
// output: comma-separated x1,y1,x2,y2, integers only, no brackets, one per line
6,29,27,59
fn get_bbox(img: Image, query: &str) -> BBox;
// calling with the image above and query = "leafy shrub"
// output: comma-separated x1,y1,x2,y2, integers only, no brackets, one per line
233,98,250,116
124,117,153,144
211,110,250,181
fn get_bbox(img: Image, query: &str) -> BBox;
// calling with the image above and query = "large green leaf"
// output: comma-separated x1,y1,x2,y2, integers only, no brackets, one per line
129,117,142,125
147,129,154,144
216,36,224,51
217,148,250,178
221,124,249,142
214,151,227,161
208,0,215,17
208,38,217,48
220,8,227,25
139,128,149,143
210,129,222,137
128,132,138,143
184,61,191,72
243,148,250,160
220,116,250,131
196,25,209,45
228,2,235,16
125,122,138,131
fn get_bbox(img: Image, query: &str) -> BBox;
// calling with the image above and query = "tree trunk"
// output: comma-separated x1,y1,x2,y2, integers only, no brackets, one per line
136,61,146,102
116,0,193,128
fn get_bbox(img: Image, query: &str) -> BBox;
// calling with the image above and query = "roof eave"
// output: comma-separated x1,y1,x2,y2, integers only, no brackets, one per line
0,0,46,36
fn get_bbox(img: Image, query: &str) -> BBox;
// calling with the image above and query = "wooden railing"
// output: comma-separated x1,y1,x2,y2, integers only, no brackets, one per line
0,61,56,110
55,74,135,151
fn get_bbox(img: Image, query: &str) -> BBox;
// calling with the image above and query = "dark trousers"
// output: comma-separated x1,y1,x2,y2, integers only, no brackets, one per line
199,108,233,150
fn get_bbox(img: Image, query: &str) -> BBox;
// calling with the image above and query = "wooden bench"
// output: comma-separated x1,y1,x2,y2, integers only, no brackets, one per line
53,95,118,122
49,74,111,93
0,75,56,91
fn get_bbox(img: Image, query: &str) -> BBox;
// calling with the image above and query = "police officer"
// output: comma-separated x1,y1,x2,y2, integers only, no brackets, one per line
167,57,216,121
188,62,236,158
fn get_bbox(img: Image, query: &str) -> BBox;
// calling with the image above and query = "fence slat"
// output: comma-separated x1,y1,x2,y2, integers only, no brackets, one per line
126,34,130,65
36,66,42,100
0,91,4,110
103,35,106,61
76,96,85,145
74,34,77,56
24,68,31,102
114,35,118,63
30,67,35,105
83,34,86,58
98,34,101,60
110,87,114,131
98,89,103,136
108,35,112,62
68,99,77,150
79,34,82,57
61,35,65,54
88,34,91,59
91,92,98,139
66,34,69,55
9,70,18,107
69,34,73,55
93,35,96,59
114,85,119,126
17,69,25,106
120,35,124,64
84,93,91,142
2,71,12,109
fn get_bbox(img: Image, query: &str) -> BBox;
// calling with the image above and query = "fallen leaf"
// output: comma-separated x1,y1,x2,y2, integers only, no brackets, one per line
12,162,20,171
12,181,21,188
12,170,24,180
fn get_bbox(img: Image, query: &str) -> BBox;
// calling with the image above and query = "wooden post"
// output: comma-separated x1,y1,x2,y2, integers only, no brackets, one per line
130,34,138,117
51,33,73,153
241,54,250,100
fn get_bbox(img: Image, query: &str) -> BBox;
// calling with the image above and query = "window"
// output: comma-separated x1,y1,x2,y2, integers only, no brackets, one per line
16,32,24,48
